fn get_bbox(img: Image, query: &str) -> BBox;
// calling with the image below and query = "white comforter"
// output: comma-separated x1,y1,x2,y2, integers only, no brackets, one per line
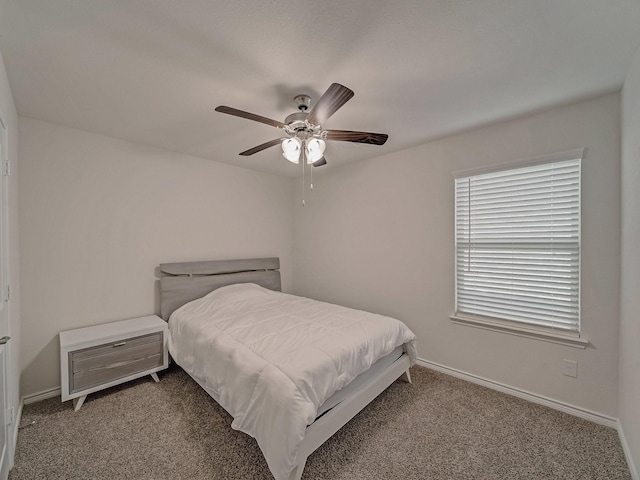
168,283,417,480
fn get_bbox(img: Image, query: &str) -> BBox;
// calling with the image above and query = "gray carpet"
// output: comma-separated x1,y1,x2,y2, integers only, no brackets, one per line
10,365,630,480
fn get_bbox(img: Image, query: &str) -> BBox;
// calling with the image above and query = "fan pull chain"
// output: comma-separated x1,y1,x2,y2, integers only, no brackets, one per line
310,163,313,190
301,153,306,207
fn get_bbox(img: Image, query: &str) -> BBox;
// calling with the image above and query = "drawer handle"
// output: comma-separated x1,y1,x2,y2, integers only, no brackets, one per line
112,342,127,347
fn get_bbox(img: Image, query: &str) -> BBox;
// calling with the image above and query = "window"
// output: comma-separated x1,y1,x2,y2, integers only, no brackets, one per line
453,150,582,337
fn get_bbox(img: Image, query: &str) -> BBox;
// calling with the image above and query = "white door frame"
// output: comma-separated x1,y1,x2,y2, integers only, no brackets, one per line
0,110,14,479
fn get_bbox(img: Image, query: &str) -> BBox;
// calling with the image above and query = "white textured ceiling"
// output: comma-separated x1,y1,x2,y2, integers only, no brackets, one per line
1,1,640,177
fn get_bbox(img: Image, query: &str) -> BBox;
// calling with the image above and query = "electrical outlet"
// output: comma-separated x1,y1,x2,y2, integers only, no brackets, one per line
563,359,578,378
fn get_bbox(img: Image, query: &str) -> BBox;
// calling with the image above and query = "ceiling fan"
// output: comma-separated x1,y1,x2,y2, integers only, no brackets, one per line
215,83,388,168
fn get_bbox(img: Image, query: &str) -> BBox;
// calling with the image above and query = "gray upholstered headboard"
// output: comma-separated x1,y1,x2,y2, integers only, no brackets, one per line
159,257,281,320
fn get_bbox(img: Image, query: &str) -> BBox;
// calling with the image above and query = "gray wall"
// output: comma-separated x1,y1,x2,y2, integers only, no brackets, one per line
292,94,621,419
18,117,293,396
620,44,640,478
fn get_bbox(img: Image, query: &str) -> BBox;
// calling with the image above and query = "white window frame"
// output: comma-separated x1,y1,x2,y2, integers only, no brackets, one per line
450,149,588,349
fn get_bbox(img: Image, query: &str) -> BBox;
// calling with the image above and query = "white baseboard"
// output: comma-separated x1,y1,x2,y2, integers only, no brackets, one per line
23,387,61,405
617,421,639,480
5,400,24,472
13,401,22,447
416,358,617,428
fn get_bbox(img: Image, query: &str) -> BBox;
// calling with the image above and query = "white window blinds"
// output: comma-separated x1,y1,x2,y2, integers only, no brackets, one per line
454,156,581,333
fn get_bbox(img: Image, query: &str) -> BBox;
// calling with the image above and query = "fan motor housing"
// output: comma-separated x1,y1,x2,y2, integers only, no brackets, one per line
284,111,308,130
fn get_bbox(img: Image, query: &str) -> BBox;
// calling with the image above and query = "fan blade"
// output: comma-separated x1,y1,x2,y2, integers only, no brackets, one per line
306,83,354,126
239,138,283,156
215,106,285,129
325,129,388,145
312,156,327,167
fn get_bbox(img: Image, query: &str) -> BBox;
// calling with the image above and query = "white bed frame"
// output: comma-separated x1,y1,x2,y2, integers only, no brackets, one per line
159,257,412,480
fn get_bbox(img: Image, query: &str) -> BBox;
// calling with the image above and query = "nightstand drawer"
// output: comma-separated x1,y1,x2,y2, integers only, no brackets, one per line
71,353,163,393
69,332,163,394
71,332,162,365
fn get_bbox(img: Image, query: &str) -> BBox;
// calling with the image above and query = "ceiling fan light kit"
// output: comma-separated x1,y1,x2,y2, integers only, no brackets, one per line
215,83,388,205
281,137,325,165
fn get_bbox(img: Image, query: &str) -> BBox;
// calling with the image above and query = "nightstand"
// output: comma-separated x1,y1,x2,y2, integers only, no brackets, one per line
59,315,169,411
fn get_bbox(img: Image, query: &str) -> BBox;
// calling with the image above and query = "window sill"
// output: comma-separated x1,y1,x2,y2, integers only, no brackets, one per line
450,314,589,349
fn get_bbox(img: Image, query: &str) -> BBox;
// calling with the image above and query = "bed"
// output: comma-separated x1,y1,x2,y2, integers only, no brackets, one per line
159,257,417,480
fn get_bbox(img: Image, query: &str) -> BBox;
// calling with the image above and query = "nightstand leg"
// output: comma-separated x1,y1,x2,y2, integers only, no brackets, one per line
150,373,160,383
73,395,87,411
